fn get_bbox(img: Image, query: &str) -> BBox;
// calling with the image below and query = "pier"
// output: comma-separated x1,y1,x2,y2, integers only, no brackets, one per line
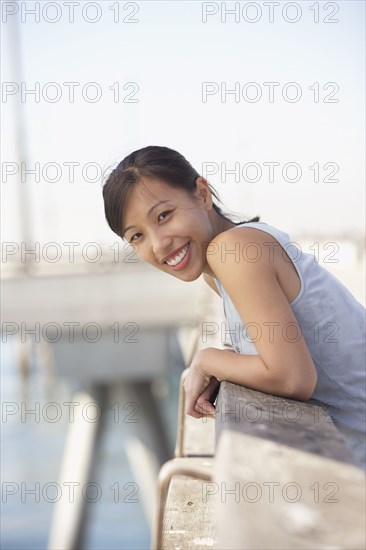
154,355,366,550
2,241,365,548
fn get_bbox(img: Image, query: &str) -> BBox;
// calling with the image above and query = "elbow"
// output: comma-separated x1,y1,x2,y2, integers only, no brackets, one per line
290,385,315,402
287,366,318,402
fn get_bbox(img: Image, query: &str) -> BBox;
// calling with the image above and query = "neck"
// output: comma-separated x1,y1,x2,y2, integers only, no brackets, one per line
213,211,236,236
203,212,236,278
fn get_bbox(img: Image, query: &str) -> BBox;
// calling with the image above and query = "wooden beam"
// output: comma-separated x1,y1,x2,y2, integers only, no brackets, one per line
215,382,361,465
214,382,366,550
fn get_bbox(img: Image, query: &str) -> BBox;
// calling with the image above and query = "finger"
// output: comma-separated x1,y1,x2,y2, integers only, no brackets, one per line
198,377,218,402
196,378,219,412
195,399,215,416
185,396,204,419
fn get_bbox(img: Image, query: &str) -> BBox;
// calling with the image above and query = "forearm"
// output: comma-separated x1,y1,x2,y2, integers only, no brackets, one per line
205,347,294,398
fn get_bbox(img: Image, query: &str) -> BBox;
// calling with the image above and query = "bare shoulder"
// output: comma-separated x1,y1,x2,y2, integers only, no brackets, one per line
209,225,279,245
206,225,278,274
206,224,301,307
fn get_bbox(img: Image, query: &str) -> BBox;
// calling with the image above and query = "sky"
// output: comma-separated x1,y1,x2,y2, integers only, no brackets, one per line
1,0,365,249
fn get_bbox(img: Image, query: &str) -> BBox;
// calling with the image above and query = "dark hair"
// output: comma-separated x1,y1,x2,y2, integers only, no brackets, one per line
102,145,260,239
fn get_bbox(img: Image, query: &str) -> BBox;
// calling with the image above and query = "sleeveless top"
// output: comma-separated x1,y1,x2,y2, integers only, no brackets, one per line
213,221,366,470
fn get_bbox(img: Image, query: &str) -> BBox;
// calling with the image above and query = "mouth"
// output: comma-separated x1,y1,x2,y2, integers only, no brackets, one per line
164,241,191,271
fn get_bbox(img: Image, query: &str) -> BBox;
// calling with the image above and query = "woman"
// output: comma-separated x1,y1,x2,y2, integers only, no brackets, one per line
102,145,366,470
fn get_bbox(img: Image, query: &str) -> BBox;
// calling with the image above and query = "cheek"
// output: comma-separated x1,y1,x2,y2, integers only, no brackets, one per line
192,219,210,242
129,242,144,263
134,243,155,265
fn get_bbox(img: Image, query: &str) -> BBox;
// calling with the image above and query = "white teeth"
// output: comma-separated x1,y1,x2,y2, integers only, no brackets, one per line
166,243,189,266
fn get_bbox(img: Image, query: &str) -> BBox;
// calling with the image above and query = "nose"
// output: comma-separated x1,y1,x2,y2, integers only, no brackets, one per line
151,231,173,263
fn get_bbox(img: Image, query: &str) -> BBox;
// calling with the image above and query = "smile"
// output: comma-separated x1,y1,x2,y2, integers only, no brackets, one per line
164,242,190,269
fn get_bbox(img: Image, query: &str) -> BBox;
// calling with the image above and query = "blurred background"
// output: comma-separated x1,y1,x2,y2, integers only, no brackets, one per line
1,1,365,549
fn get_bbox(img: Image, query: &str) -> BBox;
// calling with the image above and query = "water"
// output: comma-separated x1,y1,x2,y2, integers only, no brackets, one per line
1,336,183,550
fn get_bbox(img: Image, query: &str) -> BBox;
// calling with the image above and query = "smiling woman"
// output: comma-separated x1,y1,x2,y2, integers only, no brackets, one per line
102,145,366,471
117,178,230,281
102,146,259,282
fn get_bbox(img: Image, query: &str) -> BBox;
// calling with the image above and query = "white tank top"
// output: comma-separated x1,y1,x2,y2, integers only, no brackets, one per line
213,221,366,469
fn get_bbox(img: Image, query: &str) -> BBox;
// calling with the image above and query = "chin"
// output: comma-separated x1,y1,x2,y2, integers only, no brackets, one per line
174,269,203,283
158,256,204,282
180,274,200,283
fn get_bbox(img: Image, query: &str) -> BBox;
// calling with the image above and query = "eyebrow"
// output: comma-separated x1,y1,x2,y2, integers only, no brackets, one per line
122,200,171,238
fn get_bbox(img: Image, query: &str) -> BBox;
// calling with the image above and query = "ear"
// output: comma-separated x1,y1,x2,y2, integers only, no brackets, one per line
194,176,213,209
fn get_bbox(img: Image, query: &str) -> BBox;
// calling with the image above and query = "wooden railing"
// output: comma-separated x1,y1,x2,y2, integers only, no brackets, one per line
152,341,366,549
213,381,366,549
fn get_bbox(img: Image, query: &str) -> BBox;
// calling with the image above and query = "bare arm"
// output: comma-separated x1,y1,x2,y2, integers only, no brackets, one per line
204,228,317,400
184,227,319,418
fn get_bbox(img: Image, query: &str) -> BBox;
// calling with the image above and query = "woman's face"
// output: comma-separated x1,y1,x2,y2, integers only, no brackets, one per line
122,176,226,281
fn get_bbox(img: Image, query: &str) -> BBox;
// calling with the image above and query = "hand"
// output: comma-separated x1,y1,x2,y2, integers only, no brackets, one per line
183,348,221,419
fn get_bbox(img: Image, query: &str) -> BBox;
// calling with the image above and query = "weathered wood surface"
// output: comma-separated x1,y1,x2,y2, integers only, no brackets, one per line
162,473,217,549
215,382,361,465
183,415,215,457
174,368,215,458
153,457,215,550
214,381,366,550
174,293,226,459
159,370,215,547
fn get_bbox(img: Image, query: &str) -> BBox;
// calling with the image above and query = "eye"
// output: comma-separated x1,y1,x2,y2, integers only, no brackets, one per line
129,233,141,243
158,210,172,222
128,210,172,243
